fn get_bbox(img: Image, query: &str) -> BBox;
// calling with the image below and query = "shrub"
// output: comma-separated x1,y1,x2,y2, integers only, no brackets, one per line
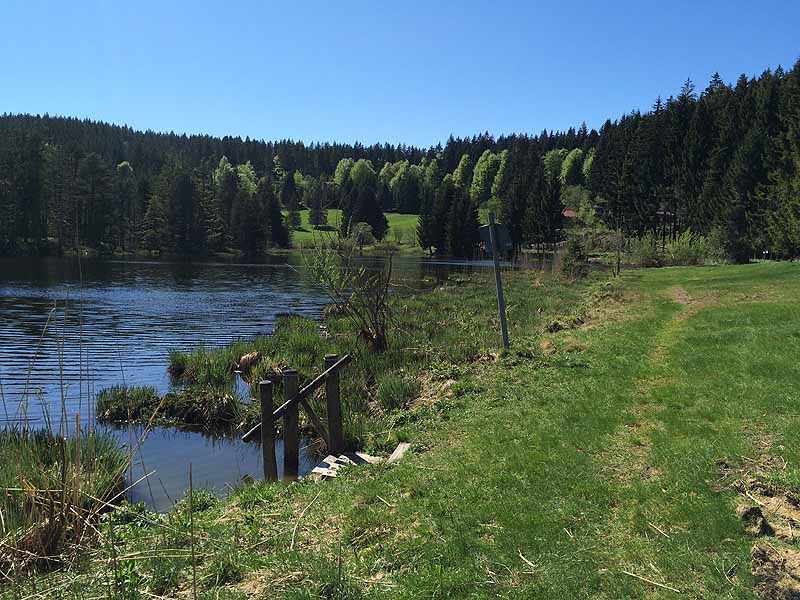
303,232,393,353
626,233,662,267
665,229,708,265
560,237,589,280
706,227,730,263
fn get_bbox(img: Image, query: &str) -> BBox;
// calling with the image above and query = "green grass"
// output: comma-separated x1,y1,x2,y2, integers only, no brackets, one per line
0,429,126,572
96,385,159,422
286,209,420,248
95,383,242,431
11,262,800,598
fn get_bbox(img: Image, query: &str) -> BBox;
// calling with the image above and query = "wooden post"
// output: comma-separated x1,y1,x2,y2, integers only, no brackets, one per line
259,380,277,481
283,369,300,479
488,212,510,349
325,354,344,454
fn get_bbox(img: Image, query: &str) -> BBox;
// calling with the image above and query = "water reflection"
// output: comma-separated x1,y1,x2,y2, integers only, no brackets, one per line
110,425,318,512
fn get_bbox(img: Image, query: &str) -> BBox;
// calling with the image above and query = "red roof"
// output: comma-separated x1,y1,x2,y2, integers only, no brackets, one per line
562,209,578,218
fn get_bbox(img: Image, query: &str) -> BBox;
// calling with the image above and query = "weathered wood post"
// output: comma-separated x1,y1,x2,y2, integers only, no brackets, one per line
325,354,344,454
488,212,510,349
283,368,300,478
259,380,277,481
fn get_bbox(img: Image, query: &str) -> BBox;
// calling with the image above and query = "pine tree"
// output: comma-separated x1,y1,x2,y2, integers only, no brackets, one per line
76,152,111,248
430,174,456,253
281,170,301,229
110,161,136,252
258,176,290,248
446,184,479,258
213,156,238,246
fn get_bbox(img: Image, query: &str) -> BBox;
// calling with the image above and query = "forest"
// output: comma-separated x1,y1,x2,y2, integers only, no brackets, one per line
1,58,799,261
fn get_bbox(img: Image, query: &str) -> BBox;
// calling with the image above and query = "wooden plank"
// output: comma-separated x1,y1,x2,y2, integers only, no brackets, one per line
283,369,299,479
319,454,340,466
260,381,277,481
310,466,338,479
355,452,384,464
387,442,411,464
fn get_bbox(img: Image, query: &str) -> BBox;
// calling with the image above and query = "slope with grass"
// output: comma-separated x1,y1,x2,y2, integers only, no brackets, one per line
8,262,800,599
287,209,420,247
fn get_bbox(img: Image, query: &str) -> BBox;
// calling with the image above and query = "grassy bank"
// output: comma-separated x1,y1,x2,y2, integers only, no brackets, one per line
10,261,800,598
161,272,581,451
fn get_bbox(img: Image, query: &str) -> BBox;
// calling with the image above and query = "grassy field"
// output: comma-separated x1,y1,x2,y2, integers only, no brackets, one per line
8,262,800,598
287,210,420,248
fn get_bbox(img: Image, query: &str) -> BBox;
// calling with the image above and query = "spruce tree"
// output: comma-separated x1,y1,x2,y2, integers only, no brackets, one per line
281,170,301,229
258,176,290,248
446,184,479,258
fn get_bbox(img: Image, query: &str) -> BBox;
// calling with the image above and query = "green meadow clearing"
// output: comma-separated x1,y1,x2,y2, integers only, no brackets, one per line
286,210,421,247
7,261,800,599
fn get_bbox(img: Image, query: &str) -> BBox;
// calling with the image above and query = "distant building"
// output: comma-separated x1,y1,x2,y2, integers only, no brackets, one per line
562,209,578,219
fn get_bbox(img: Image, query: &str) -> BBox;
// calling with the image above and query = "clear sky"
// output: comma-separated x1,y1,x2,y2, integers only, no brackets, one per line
2,1,798,148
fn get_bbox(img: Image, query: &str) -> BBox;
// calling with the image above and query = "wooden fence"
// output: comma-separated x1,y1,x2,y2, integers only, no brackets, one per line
241,354,350,480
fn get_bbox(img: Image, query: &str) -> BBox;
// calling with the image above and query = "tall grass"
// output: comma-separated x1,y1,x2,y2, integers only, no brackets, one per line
0,429,126,572
95,384,241,431
96,385,159,421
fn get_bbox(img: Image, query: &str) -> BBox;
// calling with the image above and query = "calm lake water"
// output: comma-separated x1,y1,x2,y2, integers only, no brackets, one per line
0,255,490,510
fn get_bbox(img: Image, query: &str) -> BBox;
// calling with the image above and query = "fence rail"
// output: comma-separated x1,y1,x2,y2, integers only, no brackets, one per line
241,353,350,480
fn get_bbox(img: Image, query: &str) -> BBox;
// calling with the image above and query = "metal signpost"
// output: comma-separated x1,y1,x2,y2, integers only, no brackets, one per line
481,213,510,349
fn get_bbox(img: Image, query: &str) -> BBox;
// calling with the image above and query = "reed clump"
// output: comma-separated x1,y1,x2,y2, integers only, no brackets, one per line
0,429,126,573
96,385,159,421
95,384,241,431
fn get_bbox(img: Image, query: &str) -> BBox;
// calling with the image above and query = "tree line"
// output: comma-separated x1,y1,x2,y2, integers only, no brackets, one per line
2,57,799,260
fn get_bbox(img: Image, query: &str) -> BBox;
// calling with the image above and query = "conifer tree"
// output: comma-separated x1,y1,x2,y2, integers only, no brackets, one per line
76,152,111,248
281,170,301,229
258,176,290,248
446,184,479,258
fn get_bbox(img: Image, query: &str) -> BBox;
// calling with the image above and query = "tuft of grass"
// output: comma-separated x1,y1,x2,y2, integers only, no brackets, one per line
96,384,242,431
0,429,126,572
376,373,420,412
96,385,159,422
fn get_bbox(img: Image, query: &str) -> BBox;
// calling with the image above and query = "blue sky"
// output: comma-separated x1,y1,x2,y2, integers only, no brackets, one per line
2,1,798,147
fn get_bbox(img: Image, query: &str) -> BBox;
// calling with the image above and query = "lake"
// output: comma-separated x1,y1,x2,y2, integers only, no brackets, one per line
0,255,494,510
